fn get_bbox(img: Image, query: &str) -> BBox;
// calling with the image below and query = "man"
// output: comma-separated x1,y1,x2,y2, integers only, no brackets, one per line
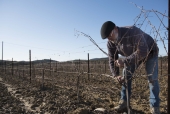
100,21,160,114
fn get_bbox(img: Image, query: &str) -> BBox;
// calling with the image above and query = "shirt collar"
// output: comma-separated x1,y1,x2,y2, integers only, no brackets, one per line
112,26,120,44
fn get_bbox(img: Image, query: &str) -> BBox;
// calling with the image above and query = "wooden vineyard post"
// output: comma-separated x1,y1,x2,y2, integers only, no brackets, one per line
17,63,18,73
50,58,51,76
29,50,31,83
2,41,3,73
168,0,170,113
52,68,54,80
104,61,106,74
56,61,58,73
88,53,90,80
77,73,80,102
79,59,80,72
124,63,131,114
18,63,19,78
93,60,96,72
12,58,13,76
42,69,44,90
161,56,162,76
62,62,64,72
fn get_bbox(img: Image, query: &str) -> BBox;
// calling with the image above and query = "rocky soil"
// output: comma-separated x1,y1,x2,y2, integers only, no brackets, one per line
0,69,168,114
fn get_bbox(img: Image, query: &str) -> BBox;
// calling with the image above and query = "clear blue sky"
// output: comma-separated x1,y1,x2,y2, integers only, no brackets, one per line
0,0,168,61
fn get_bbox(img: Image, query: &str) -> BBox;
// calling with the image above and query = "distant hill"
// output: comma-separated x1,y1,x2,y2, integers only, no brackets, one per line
32,59,57,64
0,59,58,65
0,56,167,65
159,56,167,60
90,57,108,61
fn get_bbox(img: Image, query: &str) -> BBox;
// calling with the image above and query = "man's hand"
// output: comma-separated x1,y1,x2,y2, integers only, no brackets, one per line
114,76,125,84
115,60,124,67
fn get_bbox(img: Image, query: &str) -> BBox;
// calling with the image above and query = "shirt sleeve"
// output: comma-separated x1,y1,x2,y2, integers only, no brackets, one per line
107,41,119,77
122,26,149,65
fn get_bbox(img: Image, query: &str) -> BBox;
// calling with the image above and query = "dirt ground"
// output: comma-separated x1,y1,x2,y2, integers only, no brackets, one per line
0,68,168,114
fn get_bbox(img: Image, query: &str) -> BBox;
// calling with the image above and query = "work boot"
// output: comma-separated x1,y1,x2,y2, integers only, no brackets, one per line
150,107,160,114
114,100,127,112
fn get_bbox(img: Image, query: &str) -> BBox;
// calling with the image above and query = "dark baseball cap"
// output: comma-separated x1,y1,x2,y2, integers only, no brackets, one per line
100,21,115,39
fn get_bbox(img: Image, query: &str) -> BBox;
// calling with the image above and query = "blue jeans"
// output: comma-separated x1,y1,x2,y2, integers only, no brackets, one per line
121,56,160,107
